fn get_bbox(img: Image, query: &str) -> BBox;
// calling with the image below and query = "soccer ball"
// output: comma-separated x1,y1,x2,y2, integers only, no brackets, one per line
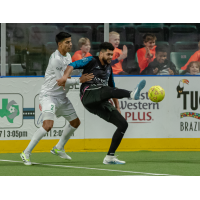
148,85,165,102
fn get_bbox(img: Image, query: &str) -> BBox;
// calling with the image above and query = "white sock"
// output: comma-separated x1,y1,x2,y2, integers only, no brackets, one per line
56,123,76,150
24,127,47,154
130,89,137,100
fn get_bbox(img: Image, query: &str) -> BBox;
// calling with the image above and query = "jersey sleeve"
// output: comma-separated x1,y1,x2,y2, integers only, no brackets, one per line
65,78,80,87
108,68,115,88
69,56,93,69
51,57,63,79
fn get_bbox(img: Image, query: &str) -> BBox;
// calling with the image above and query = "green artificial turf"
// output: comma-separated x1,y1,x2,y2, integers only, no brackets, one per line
0,151,200,176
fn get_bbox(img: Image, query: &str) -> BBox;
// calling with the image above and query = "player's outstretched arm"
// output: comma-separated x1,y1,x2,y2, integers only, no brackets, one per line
64,73,94,87
57,56,93,87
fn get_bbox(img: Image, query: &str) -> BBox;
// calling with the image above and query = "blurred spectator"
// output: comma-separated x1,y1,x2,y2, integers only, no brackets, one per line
181,41,200,70
141,45,178,75
183,61,200,75
109,31,128,75
137,33,157,73
72,37,92,62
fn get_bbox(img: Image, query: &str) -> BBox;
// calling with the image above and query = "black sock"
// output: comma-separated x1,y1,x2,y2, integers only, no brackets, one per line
110,88,131,99
107,128,125,156
100,87,131,101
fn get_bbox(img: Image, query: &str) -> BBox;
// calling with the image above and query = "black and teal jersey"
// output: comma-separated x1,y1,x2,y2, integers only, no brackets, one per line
69,56,115,100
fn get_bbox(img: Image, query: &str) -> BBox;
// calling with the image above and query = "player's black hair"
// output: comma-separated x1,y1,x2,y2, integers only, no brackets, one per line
55,32,71,45
155,45,167,54
99,42,114,52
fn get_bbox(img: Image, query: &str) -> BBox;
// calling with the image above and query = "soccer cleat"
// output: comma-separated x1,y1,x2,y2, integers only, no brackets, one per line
130,79,146,100
103,155,125,165
20,151,32,166
50,146,72,160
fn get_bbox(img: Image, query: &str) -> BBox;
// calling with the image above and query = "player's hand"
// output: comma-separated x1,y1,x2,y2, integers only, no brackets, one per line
79,73,94,83
153,68,158,74
118,45,128,61
168,68,174,75
57,77,67,87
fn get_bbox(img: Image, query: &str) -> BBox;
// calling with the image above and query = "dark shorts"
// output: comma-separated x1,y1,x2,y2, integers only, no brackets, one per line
82,87,117,122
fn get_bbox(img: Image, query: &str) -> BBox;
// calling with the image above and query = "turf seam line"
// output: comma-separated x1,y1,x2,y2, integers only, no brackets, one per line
0,159,175,176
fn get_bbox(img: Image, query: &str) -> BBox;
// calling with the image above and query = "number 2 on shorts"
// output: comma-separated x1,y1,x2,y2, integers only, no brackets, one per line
51,105,54,111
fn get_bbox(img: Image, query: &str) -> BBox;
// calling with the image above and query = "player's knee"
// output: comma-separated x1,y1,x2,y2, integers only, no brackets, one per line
43,120,54,132
120,119,128,133
70,118,81,129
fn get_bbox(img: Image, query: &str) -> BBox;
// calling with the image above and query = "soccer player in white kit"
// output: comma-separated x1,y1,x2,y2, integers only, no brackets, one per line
20,32,94,165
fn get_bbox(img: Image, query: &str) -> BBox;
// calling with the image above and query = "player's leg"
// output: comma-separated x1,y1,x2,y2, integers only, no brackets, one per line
100,79,146,101
20,96,56,165
51,98,80,160
21,118,54,165
103,110,128,164
84,102,127,164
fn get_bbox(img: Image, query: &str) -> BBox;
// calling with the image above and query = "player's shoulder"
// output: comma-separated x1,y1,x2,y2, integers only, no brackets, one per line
81,56,94,63
65,52,72,63
66,52,72,59
51,50,62,61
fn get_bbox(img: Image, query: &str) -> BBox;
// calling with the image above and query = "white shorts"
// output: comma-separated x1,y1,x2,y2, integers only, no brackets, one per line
39,95,78,122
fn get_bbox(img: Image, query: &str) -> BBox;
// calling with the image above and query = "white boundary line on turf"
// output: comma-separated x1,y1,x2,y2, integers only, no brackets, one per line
0,159,176,176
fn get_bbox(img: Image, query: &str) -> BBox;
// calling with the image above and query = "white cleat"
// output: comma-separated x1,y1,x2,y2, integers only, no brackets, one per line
20,151,32,166
50,146,72,160
103,155,125,165
130,79,146,100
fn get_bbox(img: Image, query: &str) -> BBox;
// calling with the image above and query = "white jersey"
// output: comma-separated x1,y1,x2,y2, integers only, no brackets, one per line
39,50,81,99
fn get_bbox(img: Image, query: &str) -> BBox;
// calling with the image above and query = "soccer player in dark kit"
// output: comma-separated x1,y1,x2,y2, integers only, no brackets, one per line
57,42,146,164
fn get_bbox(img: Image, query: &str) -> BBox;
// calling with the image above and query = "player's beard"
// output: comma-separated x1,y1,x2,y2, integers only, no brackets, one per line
102,57,111,66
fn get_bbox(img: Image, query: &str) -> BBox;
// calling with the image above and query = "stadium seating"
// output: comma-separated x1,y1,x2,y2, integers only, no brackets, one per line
174,41,199,52
90,42,101,57
27,25,59,53
96,25,126,42
142,23,164,27
170,51,195,70
63,25,92,52
123,25,135,43
169,25,198,44
25,25,59,75
110,23,135,26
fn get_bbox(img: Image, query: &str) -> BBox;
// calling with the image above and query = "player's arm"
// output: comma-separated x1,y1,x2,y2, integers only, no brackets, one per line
57,56,93,87
108,68,121,114
65,73,94,86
